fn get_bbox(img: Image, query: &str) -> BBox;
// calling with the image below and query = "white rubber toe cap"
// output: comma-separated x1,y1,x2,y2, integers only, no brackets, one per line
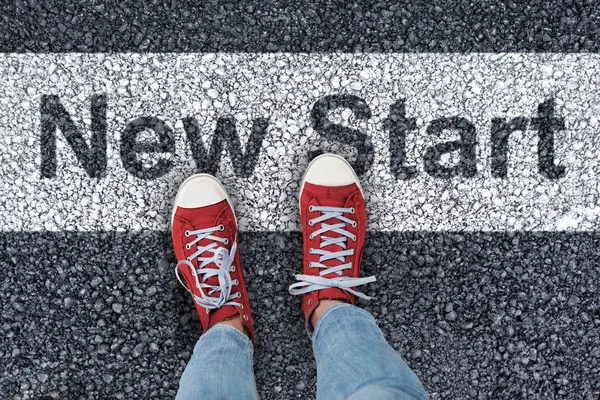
302,154,362,192
171,174,231,223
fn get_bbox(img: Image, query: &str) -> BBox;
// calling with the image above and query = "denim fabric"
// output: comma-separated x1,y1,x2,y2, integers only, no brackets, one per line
175,324,258,400
313,304,428,400
176,304,427,400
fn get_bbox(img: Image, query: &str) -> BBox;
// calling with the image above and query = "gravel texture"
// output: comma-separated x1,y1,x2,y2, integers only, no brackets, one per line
0,232,598,399
1,0,599,52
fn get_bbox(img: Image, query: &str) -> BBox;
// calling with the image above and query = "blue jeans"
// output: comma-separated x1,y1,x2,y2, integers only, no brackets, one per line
176,304,428,400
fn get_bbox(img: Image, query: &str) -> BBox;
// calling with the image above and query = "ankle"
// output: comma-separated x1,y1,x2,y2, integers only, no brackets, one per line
215,316,250,338
310,299,345,328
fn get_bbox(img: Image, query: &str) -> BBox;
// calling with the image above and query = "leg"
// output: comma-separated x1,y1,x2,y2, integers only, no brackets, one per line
289,154,427,399
171,174,258,400
313,304,427,400
176,324,258,400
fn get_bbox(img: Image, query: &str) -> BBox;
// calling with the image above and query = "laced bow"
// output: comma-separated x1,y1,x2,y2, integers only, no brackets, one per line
176,225,242,310
289,206,376,300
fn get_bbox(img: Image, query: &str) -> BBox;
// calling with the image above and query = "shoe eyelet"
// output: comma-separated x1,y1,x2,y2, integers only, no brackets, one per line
184,230,190,237
243,315,249,321
308,205,314,212
350,207,355,214
236,292,242,299
308,299,313,306
351,235,357,242
309,234,314,240
223,238,229,245
231,266,236,272
219,224,225,231
233,279,239,285
205,309,210,314
351,221,357,228
309,248,314,254
308,220,314,227
185,243,191,250
240,304,244,310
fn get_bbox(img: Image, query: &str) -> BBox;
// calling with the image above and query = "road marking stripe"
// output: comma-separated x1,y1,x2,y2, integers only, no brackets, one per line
1,53,599,231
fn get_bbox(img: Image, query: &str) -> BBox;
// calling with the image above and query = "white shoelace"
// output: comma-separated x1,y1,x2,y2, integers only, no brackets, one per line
175,225,242,310
289,206,376,300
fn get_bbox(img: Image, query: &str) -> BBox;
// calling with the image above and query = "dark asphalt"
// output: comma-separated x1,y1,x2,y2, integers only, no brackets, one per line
1,232,598,399
2,0,600,52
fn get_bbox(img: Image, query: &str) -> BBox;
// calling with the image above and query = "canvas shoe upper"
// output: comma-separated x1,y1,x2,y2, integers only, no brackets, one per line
171,174,254,343
289,154,376,326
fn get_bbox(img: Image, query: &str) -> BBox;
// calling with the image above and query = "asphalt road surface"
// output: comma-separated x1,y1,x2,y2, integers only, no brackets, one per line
1,2,599,399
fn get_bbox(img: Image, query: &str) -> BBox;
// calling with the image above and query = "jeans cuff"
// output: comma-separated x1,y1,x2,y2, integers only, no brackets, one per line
312,303,373,343
199,323,254,353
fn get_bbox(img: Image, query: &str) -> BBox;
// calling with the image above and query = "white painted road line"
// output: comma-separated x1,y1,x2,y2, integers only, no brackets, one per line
1,53,599,231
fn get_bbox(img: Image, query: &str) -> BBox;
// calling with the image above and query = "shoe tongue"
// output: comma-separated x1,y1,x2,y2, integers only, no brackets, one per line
305,183,359,279
197,243,239,325
180,200,233,308
318,237,350,278
194,237,231,301
201,244,238,325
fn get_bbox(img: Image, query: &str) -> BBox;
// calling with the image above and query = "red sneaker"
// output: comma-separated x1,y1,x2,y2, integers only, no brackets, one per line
171,174,254,343
289,154,376,326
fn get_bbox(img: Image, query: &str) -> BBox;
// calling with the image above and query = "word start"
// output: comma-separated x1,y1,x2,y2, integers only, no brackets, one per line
40,94,566,180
